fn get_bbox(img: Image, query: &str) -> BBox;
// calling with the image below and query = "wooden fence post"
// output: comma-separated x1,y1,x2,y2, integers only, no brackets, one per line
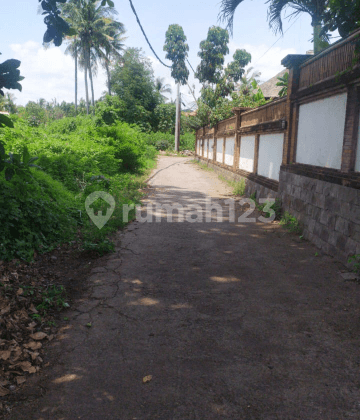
341,85,360,172
280,55,309,165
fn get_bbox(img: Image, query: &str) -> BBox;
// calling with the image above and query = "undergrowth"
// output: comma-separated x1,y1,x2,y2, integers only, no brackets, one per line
0,115,158,261
279,211,302,234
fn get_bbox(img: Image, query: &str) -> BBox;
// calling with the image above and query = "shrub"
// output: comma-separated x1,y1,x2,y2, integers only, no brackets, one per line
280,211,302,233
0,169,78,261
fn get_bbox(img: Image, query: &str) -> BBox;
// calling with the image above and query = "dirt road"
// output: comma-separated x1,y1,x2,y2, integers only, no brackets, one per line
10,157,360,419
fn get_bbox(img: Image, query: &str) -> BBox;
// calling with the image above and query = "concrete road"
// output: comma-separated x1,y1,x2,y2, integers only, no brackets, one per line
11,157,360,420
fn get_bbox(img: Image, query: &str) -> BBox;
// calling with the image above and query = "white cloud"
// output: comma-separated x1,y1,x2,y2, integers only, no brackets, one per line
9,41,108,106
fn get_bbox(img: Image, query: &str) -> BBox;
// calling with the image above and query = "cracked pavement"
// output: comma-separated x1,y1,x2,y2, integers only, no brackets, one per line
9,157,360,419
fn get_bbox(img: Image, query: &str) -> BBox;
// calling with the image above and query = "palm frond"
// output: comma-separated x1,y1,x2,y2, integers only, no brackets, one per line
218,0,246,36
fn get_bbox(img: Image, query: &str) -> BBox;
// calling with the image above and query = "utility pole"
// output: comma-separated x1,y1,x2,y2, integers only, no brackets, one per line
174,83,180,152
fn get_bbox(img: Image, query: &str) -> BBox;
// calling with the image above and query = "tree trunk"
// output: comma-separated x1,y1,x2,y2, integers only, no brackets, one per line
105,60,111,96
84,61,90,115
313,22,322,55
75,43,78,116
87,47,95,111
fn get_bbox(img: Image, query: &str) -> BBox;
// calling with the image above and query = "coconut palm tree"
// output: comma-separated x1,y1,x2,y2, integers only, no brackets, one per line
94,20,127,95
236,67,261,95
60,0,124,113
155,77,172,102
219,0,328,54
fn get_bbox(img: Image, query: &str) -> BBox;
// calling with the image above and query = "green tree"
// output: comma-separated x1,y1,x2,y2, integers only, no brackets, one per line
195,26,251,109
195,26,230,85
155,77,172,102
276,72,289,97
322,0,360,39
154,103,176,133
110,48,161,130
236,67,261,96
38,0,115,46
60,0,124,113
0,57,24,127
219,0,328,54
98,21,127,96
163,24,189,85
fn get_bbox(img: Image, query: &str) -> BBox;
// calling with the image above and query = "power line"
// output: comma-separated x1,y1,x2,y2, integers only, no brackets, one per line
128,0,171,68
186,58,196,74
252,17,301,67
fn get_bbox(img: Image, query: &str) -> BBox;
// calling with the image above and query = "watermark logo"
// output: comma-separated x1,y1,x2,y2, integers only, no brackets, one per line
85,191,116,229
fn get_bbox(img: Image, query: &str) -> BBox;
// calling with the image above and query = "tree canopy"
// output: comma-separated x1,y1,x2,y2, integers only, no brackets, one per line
163,24,189,85
110,48,162,129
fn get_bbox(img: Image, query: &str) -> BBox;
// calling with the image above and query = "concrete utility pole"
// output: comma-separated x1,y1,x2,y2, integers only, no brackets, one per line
174,83,180,152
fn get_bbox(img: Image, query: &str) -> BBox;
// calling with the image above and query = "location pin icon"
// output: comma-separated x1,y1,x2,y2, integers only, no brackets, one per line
85,191,116,229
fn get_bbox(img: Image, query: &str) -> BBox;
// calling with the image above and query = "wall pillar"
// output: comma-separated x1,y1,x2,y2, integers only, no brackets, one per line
341,85,360,172
280,54,310,165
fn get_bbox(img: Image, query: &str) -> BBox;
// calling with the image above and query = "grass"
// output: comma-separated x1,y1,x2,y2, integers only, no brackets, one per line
191,160,214,172
279,211,302,234
218,175,246,196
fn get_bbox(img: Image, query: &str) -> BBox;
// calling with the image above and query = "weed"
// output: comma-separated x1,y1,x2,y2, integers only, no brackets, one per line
82,239,115,256
280,211,302,234
348,254,360,275
36,285,69,315
232,179,245,196
192,160,214,171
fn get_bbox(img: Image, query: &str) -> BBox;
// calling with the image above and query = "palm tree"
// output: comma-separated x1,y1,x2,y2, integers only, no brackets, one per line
236,67,261,95
63,36,81,114
94,21,127,95
219,0,328,54
60,0,124,113
155,77,172,102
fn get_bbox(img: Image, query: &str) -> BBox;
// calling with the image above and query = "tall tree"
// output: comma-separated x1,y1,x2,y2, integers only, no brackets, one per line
163,24,189,85
195,26,251,108
219,0,328,54
60,0,124,113
110,48,161,128
96,20,127,96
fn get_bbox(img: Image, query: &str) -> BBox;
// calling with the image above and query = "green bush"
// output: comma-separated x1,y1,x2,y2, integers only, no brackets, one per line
0,115,158,261
0,169,78,261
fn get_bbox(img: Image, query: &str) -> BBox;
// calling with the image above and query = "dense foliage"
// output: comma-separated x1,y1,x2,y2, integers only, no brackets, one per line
193,25,259,127
163,24,189,85
0,113,161,261
110,48,162,131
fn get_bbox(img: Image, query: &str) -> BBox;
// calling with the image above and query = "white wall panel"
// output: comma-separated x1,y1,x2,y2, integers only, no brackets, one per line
239,135,255,172
204,139,208,158
258,134,284,181
208,139,214,160
224,137,235,166
216,138,223,163
296,93,347,169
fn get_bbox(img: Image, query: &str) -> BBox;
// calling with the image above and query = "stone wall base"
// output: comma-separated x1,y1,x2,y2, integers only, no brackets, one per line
195,157,360,266
279,171,360,265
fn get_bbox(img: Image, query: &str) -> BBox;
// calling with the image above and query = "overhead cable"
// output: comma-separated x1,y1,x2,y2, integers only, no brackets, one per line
128,0,171,68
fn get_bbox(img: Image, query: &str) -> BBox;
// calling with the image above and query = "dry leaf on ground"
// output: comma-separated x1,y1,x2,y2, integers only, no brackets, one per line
30,332,47,341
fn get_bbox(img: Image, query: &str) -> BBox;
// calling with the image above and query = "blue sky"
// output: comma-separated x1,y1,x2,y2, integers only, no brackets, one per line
2,0,318,106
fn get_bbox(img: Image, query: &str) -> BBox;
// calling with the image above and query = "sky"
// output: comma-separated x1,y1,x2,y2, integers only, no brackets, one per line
1,0,320,108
